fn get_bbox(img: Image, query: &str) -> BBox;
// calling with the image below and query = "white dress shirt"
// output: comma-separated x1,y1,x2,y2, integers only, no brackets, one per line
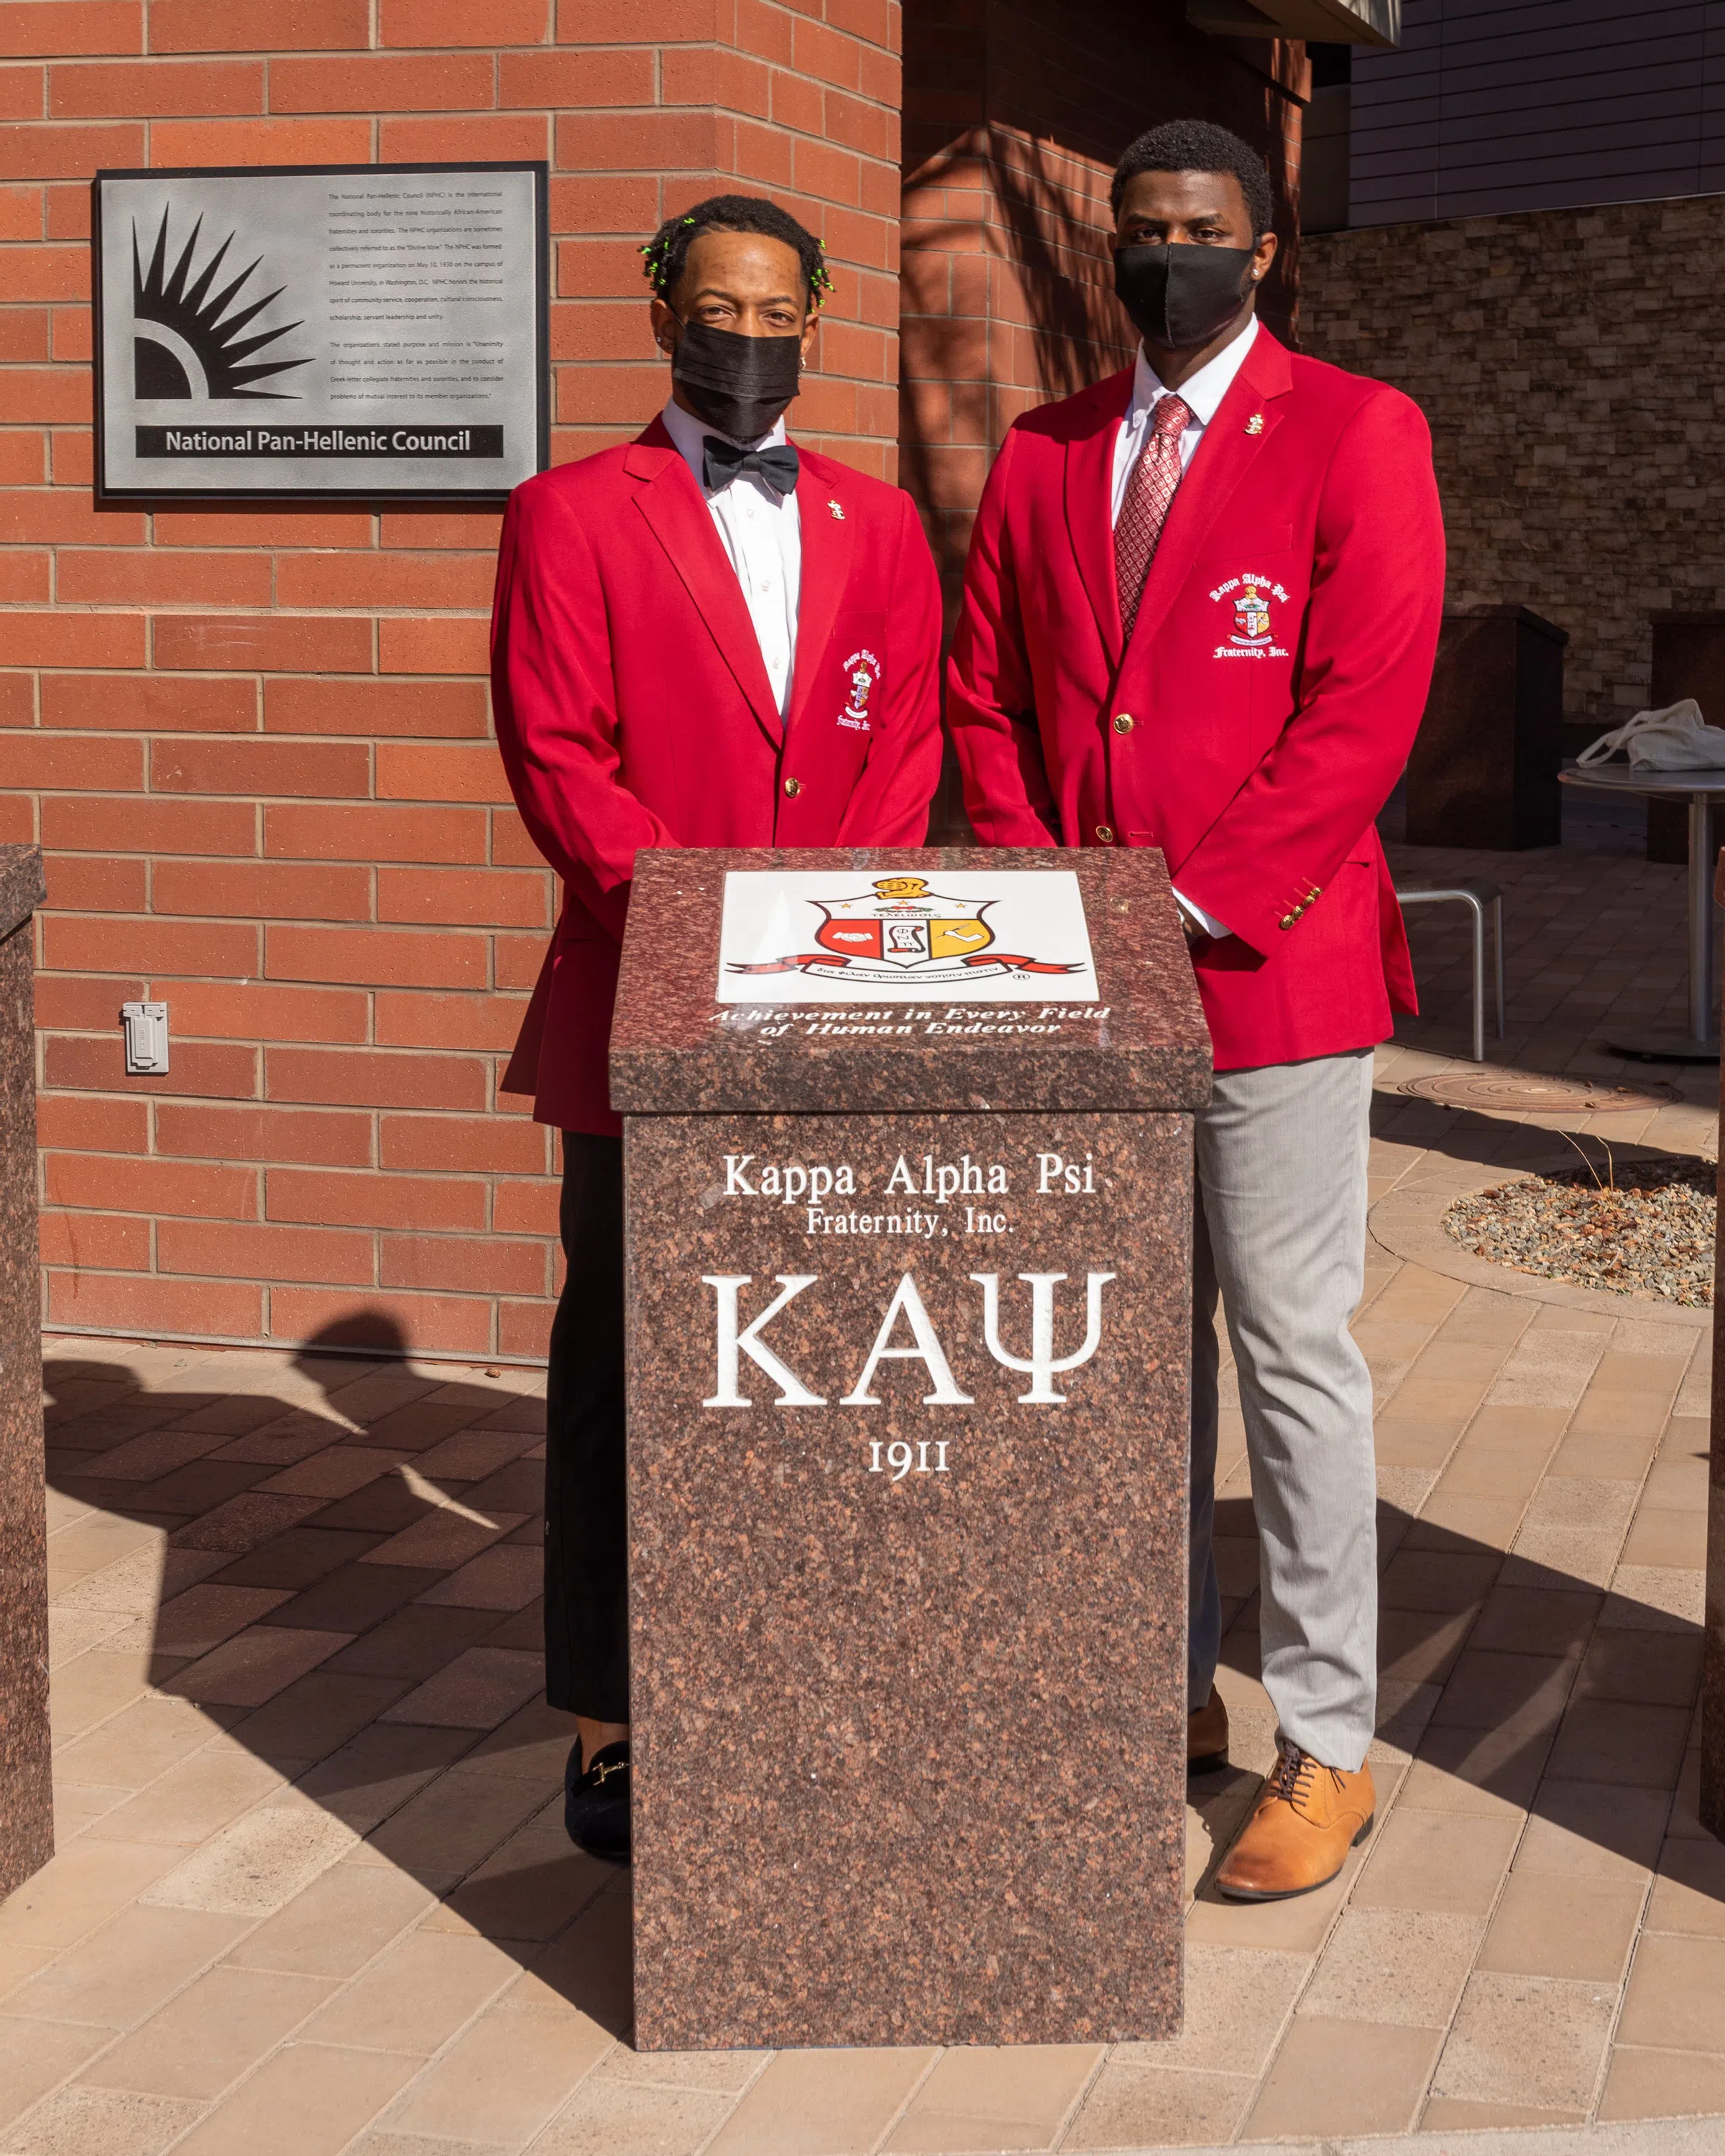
1108,314,1260,942
661,396,801,716
1109,313,1259,520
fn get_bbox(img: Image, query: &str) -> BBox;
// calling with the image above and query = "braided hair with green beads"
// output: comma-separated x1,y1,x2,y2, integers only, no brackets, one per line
640,195,835,310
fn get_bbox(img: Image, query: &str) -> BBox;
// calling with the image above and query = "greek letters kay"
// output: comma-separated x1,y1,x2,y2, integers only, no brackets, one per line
700,1269,1114,1411
698,1145,1115,1437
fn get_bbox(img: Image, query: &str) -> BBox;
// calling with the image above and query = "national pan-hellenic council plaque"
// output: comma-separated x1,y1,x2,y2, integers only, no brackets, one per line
93,162,548,500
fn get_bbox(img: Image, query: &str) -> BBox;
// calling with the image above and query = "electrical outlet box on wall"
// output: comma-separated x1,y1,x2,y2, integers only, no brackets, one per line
120,1001,168,1076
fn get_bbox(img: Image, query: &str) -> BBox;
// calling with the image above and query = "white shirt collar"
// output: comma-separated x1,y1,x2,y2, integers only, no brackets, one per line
1128,313,1259,430
660,397,788,494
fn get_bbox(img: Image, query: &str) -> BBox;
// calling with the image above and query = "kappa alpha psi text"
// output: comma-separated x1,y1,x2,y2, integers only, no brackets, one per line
697,1146,1115,1485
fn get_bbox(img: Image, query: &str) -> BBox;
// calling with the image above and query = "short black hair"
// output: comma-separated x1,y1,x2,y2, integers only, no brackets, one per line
640,194,832,309
1110,119,1276,239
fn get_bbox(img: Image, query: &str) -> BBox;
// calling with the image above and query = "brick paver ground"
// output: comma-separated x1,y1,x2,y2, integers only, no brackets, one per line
4,814,1724,2155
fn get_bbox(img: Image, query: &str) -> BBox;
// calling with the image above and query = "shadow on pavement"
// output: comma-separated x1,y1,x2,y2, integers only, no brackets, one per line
1371,1087,1714,1186
1198,1488,1717,1903
40,1329,1721,2041
42,1326,629,2038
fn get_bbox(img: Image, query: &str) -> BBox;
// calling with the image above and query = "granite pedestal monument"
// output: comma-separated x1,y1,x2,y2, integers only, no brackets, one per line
610,847,1211,2050
0,845,50,1899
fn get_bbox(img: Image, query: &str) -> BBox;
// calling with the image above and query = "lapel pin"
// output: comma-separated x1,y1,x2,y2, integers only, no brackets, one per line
827,498,845,520
1245,412,1265,436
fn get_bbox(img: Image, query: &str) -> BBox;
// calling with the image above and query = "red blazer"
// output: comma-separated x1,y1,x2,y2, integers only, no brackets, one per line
492,418,944,1134
947,326,1445,1073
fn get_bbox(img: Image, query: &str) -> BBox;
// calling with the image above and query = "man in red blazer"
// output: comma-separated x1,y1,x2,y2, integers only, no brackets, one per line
492,195,943,1862
949,119,1445,1900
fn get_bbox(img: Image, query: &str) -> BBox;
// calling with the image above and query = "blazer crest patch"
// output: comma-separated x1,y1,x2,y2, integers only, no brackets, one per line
1208,572,1292,661
837,648,880,731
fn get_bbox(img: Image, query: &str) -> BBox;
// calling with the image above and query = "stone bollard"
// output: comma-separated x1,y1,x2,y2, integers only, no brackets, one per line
608,846,1210,2049
1404,605,1567,851
1649,613,1725,866
1707,852,1725,1841
0,845,50,1899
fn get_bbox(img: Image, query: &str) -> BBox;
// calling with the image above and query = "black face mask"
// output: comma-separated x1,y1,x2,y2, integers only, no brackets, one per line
1113,242,1256,351
669,316,802,441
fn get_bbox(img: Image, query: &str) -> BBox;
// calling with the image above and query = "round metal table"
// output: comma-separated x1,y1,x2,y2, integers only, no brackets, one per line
1558,763,1725,1061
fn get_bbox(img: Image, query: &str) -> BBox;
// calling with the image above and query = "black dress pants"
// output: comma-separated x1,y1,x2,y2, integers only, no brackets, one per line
544,1130,628,1722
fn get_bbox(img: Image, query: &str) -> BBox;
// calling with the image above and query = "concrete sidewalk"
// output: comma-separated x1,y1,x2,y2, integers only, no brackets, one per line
3,819,1723,2155
1112,2122,1725,2156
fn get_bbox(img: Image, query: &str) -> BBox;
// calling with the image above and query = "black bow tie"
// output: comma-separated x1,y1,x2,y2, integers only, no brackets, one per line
702,436,800,498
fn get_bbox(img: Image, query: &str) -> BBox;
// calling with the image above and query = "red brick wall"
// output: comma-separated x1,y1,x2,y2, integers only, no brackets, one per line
1,0,903,1361
899,1,1307,842
901,0,1306,603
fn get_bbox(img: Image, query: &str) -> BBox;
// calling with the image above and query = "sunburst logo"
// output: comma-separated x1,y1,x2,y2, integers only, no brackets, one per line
132,206,310,402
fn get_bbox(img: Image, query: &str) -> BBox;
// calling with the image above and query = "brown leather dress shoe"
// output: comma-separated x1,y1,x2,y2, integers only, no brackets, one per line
1215,1744,1374,1900
1187,1687,1229,1775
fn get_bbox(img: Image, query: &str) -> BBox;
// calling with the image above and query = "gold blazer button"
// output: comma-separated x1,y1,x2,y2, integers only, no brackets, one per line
1095,824,1115,844
783,777,802,797
1112,713,1134,734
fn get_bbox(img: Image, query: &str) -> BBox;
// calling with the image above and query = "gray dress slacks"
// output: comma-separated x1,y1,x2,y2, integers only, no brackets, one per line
1187,1046,1378,1771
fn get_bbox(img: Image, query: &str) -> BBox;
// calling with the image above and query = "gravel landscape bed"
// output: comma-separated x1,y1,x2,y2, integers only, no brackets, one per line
1443,1156,1718,1307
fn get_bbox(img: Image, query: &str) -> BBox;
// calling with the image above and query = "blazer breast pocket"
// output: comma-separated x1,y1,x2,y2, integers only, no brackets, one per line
1197,522,1294,563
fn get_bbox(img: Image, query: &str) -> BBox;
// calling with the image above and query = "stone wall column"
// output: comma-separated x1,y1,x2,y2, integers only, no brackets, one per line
1707,851,1725,1839
0,846,50,1901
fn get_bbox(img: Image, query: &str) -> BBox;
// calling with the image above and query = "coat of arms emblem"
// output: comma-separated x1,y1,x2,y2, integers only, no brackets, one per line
814,875,993,967
1208,570,1292,661
1231,581,1272,645
727,875,1083,982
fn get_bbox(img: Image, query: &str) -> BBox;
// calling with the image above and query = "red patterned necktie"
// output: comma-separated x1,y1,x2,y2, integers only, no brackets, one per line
1115,392,1192,640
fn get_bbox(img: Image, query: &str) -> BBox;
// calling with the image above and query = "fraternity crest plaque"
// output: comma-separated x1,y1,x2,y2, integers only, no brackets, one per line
717,867,1100,1000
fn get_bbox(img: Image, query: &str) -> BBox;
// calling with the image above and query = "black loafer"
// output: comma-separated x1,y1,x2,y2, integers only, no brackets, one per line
564,1738,631,1863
